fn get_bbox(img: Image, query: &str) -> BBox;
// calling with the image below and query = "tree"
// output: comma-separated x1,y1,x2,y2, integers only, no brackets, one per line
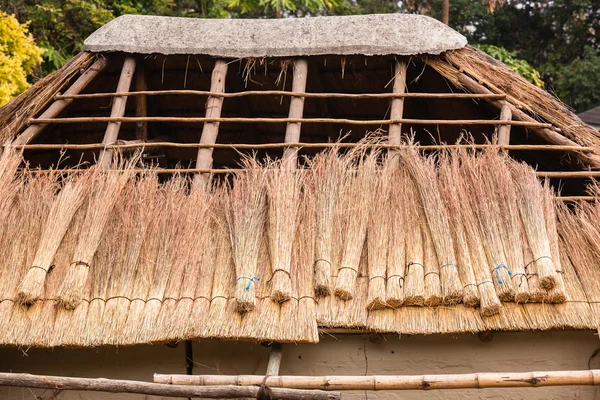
0,11,43,106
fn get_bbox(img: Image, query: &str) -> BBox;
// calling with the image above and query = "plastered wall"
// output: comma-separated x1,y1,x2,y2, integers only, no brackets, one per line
1,331,600,400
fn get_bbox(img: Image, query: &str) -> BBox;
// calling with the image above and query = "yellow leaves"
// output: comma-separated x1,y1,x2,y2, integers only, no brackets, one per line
0,12,44,106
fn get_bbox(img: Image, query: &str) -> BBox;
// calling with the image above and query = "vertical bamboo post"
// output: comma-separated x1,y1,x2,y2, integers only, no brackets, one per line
98,56,137,168
193,60,228,186
387,59,407,168
14,57,108,146
282,59,308,170
497,103,512,147
135,64,148,142
266,343,283,376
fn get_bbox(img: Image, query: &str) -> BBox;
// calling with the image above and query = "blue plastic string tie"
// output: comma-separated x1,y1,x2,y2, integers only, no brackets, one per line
492,264,512,284
477,280,493,287
237,276,261,291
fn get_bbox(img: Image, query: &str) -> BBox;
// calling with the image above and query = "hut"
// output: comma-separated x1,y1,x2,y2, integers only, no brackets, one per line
1,13,600,400
579,106,600,130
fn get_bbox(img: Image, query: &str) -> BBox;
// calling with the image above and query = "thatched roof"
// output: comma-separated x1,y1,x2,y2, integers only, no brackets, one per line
579,106,600,130
83,14,467,57
0,15,599,347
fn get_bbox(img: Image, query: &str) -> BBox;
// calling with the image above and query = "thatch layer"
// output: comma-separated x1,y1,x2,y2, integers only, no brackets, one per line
0,146,598,346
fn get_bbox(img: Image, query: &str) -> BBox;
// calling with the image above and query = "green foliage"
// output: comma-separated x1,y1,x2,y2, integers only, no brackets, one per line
545,46,600,113
0,11,44,106
476,44,544,88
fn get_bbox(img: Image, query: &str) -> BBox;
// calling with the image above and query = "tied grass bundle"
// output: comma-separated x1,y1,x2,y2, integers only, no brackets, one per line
511,162,557,290
480,151,529,303
403,174,425,306
437,154,479,307
402,150,463,305
366,166,391,310
463,153,514,301
334,152,377,300
542,183,566,304
385,169,408,308
17,173,89,305
310,151,343,297
448,151,500,316
225,161,268,314
57,166,133,310
422,221,442,307
266,163,303,303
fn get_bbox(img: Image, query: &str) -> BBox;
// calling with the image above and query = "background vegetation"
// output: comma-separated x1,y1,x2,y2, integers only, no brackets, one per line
0,0,598,113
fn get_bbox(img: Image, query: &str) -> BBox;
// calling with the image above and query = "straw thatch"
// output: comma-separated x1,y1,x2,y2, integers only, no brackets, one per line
0,144,598,346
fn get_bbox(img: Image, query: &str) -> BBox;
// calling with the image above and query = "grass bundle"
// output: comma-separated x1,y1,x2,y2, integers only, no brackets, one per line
402,174,425,306
384,169,408,308
521,225,545,302
334,153,376,300
402,150,463,305
225,161,268,314
541,182,566,304
310,150,343,297
57,166,134,310
510,161,557,290
366,166,391,311
447,151,500,316
17,173,89,305
463,153,514,301
422,222,442,307
479,151,529,303
437,154,479,307
266,163,303,303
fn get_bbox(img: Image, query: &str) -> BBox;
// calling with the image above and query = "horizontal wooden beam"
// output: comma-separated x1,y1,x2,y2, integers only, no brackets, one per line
29,116,554,128
154,370,600,390
556,196,598,202
55,90,507,101
0,372,340,400
10,142,595,153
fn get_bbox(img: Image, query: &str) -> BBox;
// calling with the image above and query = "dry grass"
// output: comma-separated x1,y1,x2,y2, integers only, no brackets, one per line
402,172,425,306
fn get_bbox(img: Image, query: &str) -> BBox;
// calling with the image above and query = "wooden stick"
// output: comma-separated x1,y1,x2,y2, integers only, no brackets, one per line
11,142,596,153
282,59,308,168
456,73,600,168
98,56,137,168
13,57,108,146
154,370,600,390
30,116,554,128
497,103,512,146
193,59,228,186
134,63,148,141
556,196,598,202
55,90,506,100
266,343,283,376
15,167,600,179
387,59,407,168
0,372,340,400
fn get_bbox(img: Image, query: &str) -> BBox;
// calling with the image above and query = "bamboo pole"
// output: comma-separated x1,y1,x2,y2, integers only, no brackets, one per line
29,116,554,128
387,59,407,168
13,57,108,146
282,59,308,169
497,103,512,147
55,90,506,100
8,143,596,152
0,372,340,400
154,370,600,390
266,343,283,376
455,73,600,168
98,57,137,168
134,63,148,141
193,60,228,186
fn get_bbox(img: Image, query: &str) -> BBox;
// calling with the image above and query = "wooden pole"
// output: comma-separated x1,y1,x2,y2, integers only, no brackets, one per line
55,90,506,101
135,63,148,141
154,370,600,390
387,59,407,168
456,73,600,168
193,59,228,186
497,103,512,146
282,59,308,169
98,56,137,168
29,116,554,128
0,372,340,400
266,343,283,376
13,57,108,146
